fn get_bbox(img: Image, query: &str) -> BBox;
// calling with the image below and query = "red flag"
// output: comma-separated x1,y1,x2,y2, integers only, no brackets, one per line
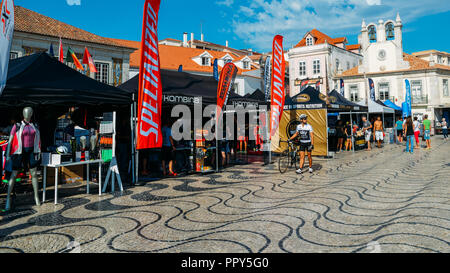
82,47,98,73
58,37,64,63
216,62,238,123
270,35,286,138
137,0,162,150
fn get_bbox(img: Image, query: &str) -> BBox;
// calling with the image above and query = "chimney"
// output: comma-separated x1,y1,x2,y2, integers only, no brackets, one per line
191,33,194,48
201,33,204,42
183,32,188,47
226,40,229,48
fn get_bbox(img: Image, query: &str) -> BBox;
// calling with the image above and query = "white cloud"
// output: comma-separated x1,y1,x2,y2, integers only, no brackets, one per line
216,0,234,7
66,0,81,6
221,0,450,51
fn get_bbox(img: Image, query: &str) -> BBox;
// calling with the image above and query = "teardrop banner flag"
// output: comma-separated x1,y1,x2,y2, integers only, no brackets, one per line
270,35,286,138
405,79,412,116
137,0,163,149
0,0,14,95
216,62,238,123
340,79,345,96
263,56,271,101
213,58,219,81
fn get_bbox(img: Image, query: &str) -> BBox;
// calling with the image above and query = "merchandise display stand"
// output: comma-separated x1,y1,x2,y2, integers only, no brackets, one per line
101,112,123,193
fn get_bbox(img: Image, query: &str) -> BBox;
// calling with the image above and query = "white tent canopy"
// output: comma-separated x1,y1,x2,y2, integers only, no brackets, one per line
357,100,395,114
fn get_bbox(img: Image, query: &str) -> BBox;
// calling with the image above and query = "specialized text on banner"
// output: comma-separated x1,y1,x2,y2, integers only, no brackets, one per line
137,0,163,149
270,35,285,138
216,62,238,122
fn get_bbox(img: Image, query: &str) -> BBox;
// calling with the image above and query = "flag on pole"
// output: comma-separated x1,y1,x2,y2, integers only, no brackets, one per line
49,44,55,57
58,38,64,63
137,0,163,150
315,80,321,90
178,64,183,72
66,47,84,71
270,35,286,138
213,58,219,81
405,79,412,116
339,79,345,96
368,78,375,101
0,0,14,95
82,47,97,73
216,62,238,123
263,56,271,101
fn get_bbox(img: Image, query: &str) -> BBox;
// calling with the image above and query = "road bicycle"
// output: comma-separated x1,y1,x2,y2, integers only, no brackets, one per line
278,140,299,174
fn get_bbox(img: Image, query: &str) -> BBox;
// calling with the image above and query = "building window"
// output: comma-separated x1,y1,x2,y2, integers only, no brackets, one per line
411,80,425,104
243,61,250,70
385,22,395,40
306,37,313,46
346,61,350,70
437,55,443,64
335,59,340,71
201,56,211,66
378,82,390,100
444,79,449,97
313,59,320,75
224,58,232,64
299,61,306,76
10,52,18,59
368,25,377,43
95,62,110,84
350,85,359,102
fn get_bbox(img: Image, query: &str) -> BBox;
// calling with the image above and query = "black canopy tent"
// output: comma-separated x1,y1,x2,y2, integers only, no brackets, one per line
1,53,132,106
328,90,368,112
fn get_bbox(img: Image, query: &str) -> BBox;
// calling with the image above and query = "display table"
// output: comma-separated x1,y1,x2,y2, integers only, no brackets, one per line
42,159,104,204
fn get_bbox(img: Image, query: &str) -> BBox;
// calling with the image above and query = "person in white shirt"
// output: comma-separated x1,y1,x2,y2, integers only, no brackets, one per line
442,118,448,140
288,114,314,174
413,116,421,148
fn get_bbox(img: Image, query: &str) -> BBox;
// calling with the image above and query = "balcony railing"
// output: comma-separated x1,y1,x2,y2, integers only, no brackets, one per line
412,95,428,105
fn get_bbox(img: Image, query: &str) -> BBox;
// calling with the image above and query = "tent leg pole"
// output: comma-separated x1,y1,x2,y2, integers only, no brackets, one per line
130,103,135,185
350,112,355,153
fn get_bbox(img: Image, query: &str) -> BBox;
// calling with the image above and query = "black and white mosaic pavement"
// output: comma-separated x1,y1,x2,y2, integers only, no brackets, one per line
0,138,449,253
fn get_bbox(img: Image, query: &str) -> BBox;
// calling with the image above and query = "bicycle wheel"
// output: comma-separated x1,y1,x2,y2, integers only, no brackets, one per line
278,149,290,174
291,151,299,170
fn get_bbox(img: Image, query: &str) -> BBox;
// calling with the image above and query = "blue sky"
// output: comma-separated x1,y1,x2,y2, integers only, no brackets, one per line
14,0,450,53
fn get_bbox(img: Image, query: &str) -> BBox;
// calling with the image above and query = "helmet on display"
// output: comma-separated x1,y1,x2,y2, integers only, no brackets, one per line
299,114,307,120
56,146,68,154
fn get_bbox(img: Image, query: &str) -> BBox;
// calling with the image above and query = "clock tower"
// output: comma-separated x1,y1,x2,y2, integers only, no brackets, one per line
358,13,410,74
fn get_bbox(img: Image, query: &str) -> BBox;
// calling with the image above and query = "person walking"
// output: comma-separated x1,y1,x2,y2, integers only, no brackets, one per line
423,115,432,149
361,116,372,151
373,116,384,149
404,116,414,153
396,117,404,143
413,117,421,148
161,120,177,177
345,121,353,151
288,114,314,174
441,118,448,140
336,120,345,153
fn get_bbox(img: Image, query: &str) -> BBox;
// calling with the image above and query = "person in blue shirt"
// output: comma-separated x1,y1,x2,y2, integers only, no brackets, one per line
396,117,404,143
161,120,176,177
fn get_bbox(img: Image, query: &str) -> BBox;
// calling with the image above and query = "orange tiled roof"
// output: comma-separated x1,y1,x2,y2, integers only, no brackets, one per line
340,53,450,77
346,44,361,51
294,29,348,48
13,6,135,49
110,39,258,75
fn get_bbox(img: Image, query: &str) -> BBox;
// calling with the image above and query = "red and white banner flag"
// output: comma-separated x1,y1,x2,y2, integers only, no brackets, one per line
216,62,238,123
270,35,286,138
58,37,64,63
137,0,162,149
0,0,14,95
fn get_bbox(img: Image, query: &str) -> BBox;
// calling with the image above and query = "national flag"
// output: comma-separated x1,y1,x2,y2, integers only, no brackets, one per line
58,38,64,63
137,0,163,150
368,78,375,101
82,47,97,73
66,47,84,71
49,44,55,57
0,0,14,95
270,35,286,138
216,62,238,124
340,79,345,96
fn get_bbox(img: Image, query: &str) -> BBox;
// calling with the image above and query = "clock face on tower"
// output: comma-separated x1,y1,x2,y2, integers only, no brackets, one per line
378,49,387,61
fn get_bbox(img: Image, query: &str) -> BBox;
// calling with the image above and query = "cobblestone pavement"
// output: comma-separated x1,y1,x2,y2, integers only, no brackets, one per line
0,138,449,253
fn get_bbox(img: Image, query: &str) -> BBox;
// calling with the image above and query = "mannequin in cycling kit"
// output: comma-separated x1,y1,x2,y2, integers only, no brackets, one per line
288,114,314,174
